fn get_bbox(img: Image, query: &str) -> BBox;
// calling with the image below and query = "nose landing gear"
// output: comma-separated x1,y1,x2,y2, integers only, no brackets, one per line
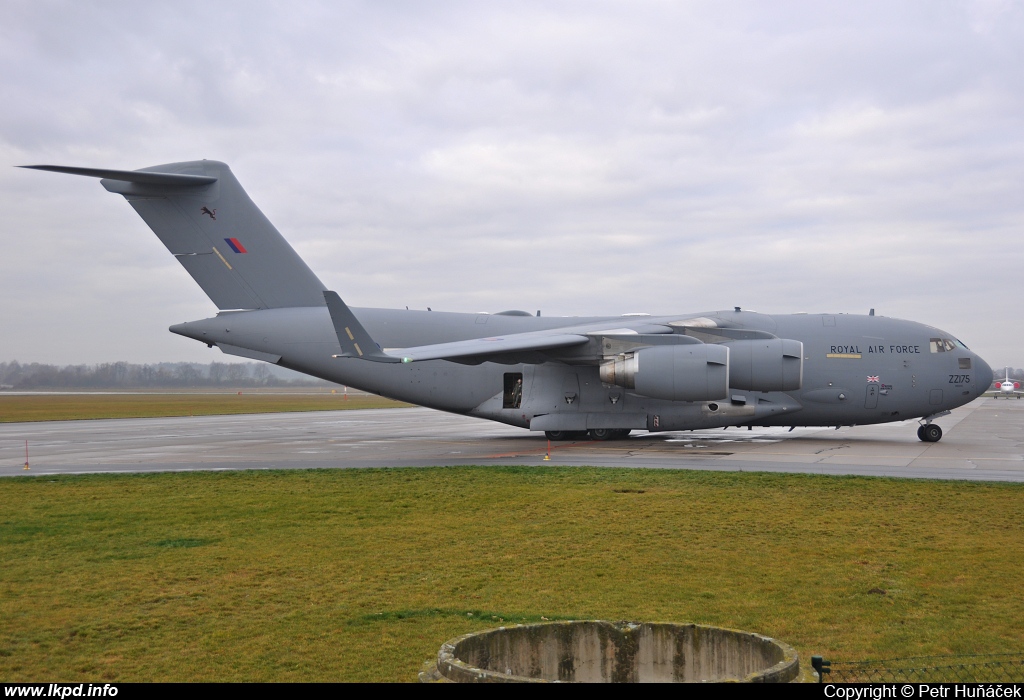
918,410,950,443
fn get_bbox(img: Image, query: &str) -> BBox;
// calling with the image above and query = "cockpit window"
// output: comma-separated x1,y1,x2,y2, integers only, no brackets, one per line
929,338,957,353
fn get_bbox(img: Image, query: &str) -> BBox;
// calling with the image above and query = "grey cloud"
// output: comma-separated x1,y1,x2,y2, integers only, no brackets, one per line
2,1,1022,366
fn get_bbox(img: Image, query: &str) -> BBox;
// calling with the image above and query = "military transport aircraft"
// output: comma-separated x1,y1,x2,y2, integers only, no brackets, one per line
22,160,994,443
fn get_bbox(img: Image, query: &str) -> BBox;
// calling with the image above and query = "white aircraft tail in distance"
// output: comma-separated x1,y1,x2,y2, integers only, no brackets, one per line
992,368,1022,398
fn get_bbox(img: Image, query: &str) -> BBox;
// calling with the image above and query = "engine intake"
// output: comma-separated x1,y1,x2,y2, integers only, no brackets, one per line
600,344,729,401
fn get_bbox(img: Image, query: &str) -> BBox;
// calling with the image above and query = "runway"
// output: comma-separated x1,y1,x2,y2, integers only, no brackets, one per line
2,397,1023,481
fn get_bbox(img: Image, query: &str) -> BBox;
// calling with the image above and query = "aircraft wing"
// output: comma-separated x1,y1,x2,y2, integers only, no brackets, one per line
326,290,592,364
324,290,694,364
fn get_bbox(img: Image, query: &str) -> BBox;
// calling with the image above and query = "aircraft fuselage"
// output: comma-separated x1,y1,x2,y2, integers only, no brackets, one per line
171,306,993,434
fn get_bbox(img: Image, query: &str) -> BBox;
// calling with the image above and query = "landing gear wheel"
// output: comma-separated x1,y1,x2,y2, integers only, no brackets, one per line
545,430,568,441
613,429,632,440
569,431,589,440
589,428,615,441
916,425,926,441
919,424,942,442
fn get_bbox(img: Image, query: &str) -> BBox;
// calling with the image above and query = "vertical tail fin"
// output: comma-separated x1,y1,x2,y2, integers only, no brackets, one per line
22,161,327,309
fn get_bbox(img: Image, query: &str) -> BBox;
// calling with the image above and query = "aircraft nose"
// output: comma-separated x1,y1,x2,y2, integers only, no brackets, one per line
975,355,993,396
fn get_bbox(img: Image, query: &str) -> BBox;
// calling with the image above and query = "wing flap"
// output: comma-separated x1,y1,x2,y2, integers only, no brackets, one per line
392,332,590,363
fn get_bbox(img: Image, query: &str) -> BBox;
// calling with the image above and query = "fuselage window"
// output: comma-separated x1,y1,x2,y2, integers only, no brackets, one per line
503,372,524,409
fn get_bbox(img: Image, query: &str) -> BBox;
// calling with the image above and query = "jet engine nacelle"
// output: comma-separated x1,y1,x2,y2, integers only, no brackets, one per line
726,338,804,392
599,344,729,401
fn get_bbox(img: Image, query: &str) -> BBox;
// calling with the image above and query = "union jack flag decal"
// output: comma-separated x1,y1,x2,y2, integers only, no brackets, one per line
867,376,880,383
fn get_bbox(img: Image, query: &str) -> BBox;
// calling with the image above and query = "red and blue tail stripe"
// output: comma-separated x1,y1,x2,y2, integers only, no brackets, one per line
224,237,248,254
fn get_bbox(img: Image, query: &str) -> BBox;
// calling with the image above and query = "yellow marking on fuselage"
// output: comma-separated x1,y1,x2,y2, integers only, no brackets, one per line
212,246,233,270
826,353,862,359
345,327,355,340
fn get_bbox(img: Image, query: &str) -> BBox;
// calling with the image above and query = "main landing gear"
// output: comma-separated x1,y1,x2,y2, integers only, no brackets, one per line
545,429,631,441
917,423,942,443
544,430,586,441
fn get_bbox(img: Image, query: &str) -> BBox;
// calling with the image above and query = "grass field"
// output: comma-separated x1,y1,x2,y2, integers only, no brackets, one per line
1,467,1022,682
0,393,411,422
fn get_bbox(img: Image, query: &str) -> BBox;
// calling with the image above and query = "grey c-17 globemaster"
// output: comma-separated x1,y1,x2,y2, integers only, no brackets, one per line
22,160,994,443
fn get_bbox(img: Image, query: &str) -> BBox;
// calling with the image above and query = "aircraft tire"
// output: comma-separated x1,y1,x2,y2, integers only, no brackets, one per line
545,430,569,441
589,428,616,441
920,424,942,442
916,425,926,441
613,429,632,439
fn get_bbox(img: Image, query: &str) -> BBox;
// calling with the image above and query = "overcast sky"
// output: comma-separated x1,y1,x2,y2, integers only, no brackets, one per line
2,1,1022,368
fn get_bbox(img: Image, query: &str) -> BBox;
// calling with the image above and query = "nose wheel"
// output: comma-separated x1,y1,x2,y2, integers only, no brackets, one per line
917,424,942,442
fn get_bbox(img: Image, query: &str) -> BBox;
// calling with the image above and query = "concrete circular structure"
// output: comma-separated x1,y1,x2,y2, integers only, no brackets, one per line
420,620,800,683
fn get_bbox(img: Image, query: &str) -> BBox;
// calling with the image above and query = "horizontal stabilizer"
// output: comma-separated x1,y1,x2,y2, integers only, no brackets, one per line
325,292,400,363
19,165,216,187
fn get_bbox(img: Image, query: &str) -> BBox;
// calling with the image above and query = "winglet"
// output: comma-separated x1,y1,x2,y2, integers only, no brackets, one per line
324,291,401,363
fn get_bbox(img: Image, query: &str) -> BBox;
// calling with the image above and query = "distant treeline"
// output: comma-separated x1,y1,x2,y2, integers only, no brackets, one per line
0,361,334,389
